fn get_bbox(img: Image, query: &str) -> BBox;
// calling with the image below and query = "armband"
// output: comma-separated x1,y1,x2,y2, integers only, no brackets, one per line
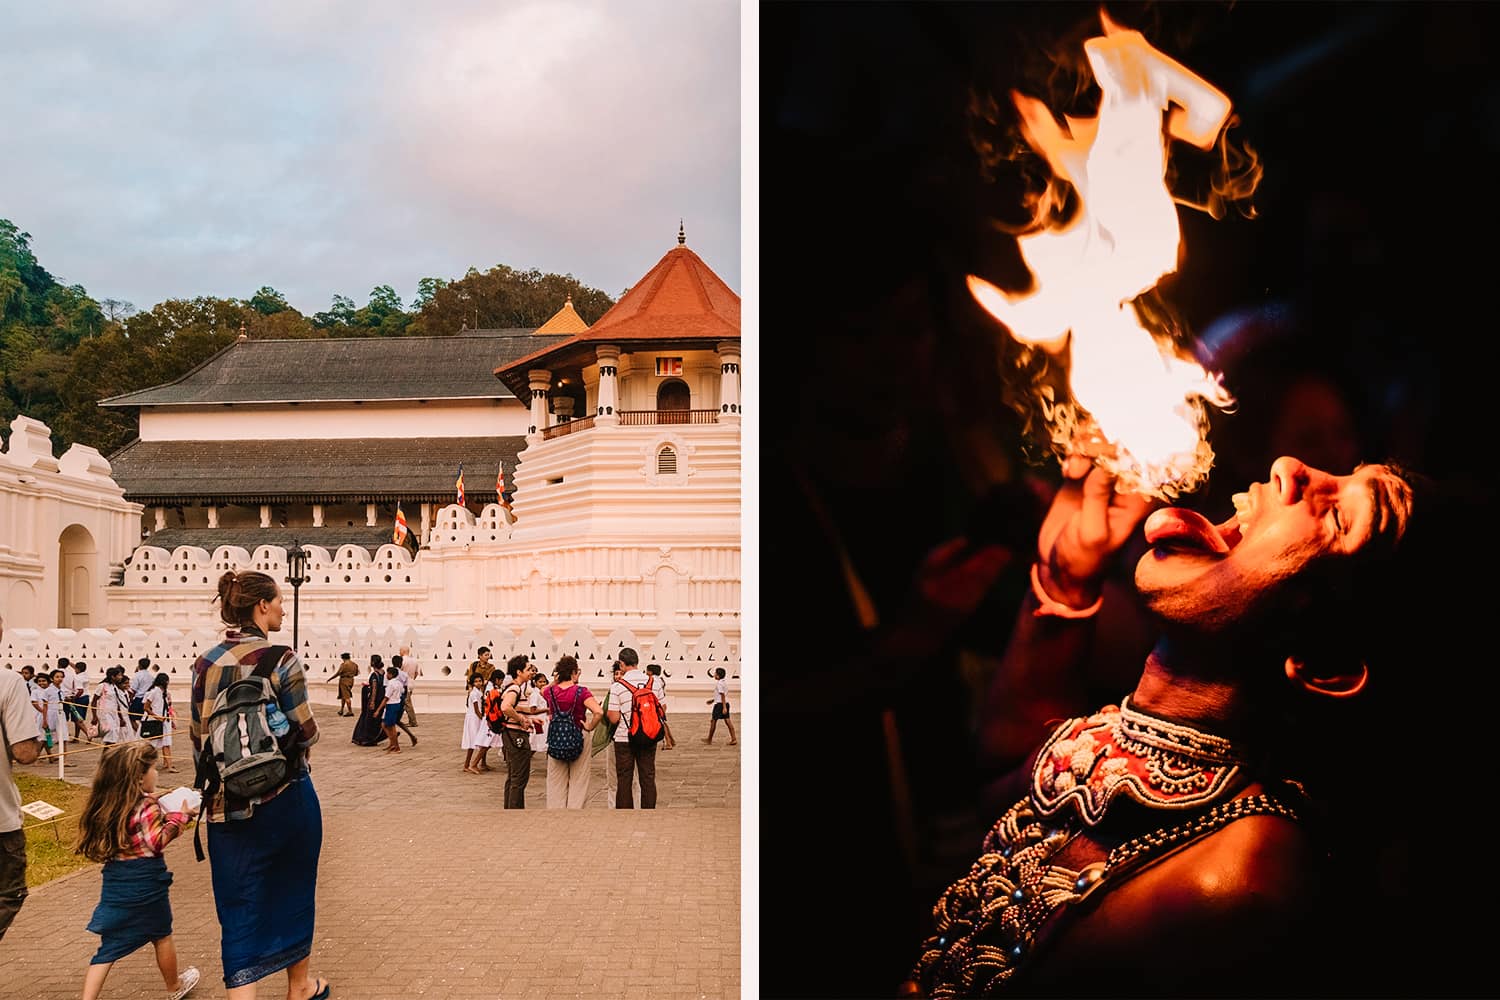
1030,562,1103,619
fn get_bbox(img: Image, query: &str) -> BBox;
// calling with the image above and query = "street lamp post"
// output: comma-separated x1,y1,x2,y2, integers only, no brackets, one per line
287,540,308,654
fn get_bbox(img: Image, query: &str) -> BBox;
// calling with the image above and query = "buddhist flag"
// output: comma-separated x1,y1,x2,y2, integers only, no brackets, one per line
393,504,410,546
496,463,513,514
455,462,466,506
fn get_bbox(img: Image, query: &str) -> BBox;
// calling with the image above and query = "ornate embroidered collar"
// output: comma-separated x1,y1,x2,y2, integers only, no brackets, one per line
1031,698,1246,825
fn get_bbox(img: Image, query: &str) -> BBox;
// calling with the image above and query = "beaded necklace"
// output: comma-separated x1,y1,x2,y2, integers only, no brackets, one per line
910,701,1300,998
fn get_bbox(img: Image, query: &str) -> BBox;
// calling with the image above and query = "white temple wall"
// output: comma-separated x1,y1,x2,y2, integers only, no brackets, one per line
97,530,740,711
0,416,144,631
139,398,528,442
507,425,740,542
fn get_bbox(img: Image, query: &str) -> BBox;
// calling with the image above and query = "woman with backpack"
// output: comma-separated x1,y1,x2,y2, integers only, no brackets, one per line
543,655,604,809
190,570,330,1000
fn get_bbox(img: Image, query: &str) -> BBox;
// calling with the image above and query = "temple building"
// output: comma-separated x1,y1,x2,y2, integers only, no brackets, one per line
0,229,742,707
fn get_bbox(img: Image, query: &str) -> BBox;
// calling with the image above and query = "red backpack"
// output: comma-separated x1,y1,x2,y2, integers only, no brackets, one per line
620,675,666,748
484,686,506,734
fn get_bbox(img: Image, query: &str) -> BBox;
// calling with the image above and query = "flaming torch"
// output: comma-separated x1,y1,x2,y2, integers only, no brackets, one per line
970,11,1250,499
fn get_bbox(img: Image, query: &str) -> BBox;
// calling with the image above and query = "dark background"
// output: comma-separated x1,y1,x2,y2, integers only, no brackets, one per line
760,3,1500,997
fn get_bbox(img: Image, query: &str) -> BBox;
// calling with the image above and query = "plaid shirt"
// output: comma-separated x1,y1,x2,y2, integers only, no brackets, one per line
190,627,320,822
114,794,192,860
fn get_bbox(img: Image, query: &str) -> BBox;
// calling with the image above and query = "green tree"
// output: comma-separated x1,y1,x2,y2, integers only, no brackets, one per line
412,276,448,310
312,294,356,329
248,286,290,315
408,266,614,335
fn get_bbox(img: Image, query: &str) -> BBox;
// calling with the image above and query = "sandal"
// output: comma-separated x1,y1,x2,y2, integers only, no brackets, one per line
304,977,331,1000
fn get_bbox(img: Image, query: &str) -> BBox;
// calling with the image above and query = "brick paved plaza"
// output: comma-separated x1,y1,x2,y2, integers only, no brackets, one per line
1,707,742,999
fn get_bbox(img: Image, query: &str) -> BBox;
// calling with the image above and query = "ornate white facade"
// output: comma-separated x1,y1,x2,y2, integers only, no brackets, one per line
0,415,143,630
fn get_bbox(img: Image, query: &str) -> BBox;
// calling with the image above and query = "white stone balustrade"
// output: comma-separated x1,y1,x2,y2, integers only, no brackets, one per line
0,622,739,714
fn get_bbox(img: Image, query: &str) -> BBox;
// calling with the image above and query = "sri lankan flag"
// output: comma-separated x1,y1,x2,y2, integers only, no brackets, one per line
496,463,513,514
455,462,466,507
393,503,410,546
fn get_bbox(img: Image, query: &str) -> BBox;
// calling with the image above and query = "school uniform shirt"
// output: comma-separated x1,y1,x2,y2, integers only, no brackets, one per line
97,684,133,743
384,676,407,707
36,685,61,730
143,688,172,746
715,678,728,706
0,669,43,833
609,669,661,743
60,669,84,701
128,669,155,703
527,685,549,752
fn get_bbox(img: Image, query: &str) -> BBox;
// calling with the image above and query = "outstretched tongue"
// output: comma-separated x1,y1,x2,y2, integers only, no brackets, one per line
1144,507,1231,555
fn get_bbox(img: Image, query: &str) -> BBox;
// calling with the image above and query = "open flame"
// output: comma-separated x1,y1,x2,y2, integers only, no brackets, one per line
971,11,1248,499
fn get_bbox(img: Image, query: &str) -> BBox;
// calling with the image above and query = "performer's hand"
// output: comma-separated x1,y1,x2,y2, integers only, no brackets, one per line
1035,458,1157,608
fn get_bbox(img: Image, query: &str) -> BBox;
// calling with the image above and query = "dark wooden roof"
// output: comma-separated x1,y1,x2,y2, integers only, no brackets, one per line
99,332,568,407
108,436,524,504
135,527,397,555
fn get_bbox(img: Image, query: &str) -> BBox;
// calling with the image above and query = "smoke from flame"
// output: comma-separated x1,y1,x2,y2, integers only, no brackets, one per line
971,10,1259,499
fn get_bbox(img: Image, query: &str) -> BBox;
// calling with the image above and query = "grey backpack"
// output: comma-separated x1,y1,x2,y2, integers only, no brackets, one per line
204,651,289,801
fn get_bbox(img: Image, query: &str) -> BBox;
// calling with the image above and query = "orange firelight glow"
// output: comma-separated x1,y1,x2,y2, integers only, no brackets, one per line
971,12,1244,499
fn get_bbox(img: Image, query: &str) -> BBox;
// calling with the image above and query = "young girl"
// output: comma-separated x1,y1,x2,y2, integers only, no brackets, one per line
30,670,61,761
75,741,201,1000
141,672,180,772
461,671,486,773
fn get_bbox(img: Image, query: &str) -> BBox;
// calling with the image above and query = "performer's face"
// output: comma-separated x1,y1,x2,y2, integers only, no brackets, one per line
1135,456,1414,631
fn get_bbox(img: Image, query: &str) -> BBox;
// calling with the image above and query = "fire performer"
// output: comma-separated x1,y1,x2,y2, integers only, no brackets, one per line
901,451,1481,997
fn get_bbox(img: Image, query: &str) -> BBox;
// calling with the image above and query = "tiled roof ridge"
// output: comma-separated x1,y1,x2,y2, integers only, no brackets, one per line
234,330,536,345
97,340,238,406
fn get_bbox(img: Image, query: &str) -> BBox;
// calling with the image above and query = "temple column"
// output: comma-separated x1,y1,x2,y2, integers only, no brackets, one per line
312,504,324,527
553,397,575,423
365,503,377,527
527,369,551,443
154,507,166,532
259,505,271,528
717,340,741,424
596,345,620,426
206,505,219,529
420,503,432,544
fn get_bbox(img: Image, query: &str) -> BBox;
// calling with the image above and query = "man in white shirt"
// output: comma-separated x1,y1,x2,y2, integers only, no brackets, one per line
395,648,420,728
607,648,660,809
127,656,154,728
0,614,44,940
59,659,86,741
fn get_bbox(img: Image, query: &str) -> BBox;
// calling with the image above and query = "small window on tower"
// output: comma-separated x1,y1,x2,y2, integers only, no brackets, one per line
658,446,677,475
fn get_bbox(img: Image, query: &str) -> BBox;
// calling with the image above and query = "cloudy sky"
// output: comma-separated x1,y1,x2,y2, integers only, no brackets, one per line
0,1,742,316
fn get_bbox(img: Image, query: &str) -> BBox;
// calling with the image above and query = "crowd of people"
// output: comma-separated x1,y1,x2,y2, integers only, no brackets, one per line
15,656,181,768
0,577,737,996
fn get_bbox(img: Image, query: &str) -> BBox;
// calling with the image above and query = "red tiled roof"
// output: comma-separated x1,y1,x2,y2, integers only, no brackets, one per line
494,244,739,385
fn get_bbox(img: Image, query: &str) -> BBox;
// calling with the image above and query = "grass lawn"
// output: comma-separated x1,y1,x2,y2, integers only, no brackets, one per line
14,772,96,887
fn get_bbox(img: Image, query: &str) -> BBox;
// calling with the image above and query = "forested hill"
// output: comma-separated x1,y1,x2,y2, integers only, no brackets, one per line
0,218,618,457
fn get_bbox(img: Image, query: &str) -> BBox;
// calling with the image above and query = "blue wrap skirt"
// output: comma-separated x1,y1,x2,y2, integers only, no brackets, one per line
86,855,173,964
207,775,322,988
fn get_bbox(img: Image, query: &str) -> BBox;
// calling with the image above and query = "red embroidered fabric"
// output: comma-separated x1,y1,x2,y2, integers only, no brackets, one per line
1030,702,1242,825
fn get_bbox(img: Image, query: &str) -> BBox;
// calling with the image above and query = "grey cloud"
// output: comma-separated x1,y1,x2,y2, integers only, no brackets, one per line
0,0,740,315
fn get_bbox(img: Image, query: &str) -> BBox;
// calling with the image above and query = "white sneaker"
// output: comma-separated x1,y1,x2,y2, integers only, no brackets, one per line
168,966,200,1000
